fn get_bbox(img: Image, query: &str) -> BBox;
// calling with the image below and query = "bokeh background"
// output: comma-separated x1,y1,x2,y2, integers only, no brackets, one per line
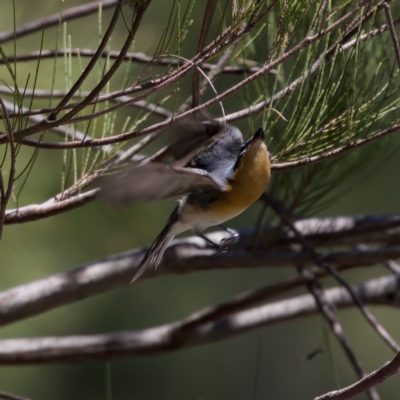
1,1,400,399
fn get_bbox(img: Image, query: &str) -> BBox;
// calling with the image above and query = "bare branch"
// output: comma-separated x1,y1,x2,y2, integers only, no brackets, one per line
0,0,119,44
191,0,217,108
5,189,98,224
383,2,400,69
1,99,115,154
0,391,31,400
0,224,399,327
315,351,400,400
0,49,277,75
0,95,16,240
0,274,396,364
297,266,376,398
0,87,172,121
264,194,400,353
271,121,400,171
48,0,122,119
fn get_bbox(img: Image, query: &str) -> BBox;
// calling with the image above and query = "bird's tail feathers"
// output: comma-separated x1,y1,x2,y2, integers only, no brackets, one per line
131,209,179,283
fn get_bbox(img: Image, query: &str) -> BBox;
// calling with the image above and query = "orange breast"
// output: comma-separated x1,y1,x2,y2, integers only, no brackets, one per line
208,139,271,219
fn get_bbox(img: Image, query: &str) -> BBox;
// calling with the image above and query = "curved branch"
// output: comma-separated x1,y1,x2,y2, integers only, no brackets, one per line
271,121,400,171
0,0,119,44
0,221,399,327
5,189,98,224
0,391,31,400
315,351,400,400
0,274,397,364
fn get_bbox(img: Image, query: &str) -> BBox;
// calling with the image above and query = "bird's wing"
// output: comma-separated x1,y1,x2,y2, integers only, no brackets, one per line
98,163,226,205
167,119,224,162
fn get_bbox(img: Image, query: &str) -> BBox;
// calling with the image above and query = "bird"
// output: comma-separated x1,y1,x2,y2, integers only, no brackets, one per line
98,121,271,281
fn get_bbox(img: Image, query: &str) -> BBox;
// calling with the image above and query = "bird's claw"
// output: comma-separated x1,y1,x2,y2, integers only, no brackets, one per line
219,233,239,251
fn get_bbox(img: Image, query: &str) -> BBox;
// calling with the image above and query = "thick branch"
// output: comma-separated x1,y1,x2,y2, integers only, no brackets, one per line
0,274,396,364
0,224,399,327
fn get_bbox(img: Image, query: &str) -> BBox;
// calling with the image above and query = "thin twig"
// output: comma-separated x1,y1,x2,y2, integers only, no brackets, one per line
191,0,217,108
0,391,31,400
265,195,382,399
315,351,400,400
297,266,374,398
48,1,122,119
0,96,16,241
1,99,114,155
52,2,150,127
4,7,392,150
0,0,119,43
0,49,277,75
264,194,400,354
383,2,400,69
0,88,172,120
271,121,400,170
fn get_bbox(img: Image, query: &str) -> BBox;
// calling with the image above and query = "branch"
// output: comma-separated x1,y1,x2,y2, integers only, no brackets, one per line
265,194,400,353
315,351,400,400
1,99,115,155
223,14,398,124
4,7,393,151
0,0,119,44
48,0,122,119
0,87,172,121
191,0,217,108
0,274,397,364
5,0,254,139
383,2,400,69
271,121,400,171
0,391,31,400
297,266,375,398
0,49,277,75
51,2,149,124
0,95,16,240
0,221,399,327
4,189,98,224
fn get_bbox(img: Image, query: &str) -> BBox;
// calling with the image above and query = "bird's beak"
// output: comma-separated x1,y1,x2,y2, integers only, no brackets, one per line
252,127,265,142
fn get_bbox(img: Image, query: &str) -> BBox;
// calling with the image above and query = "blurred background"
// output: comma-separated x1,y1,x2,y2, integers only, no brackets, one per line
0,1,400,399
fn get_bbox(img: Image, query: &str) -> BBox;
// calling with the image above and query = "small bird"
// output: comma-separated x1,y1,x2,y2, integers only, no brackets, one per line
99,122,271,280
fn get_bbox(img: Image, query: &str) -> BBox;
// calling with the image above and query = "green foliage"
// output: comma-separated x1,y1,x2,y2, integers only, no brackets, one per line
0,0,399,214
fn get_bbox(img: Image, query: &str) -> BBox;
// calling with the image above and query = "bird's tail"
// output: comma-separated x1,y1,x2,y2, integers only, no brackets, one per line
132,208,179,282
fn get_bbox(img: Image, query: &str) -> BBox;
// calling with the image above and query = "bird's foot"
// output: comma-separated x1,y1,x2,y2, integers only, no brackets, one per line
218,225,239,251
219,235,239,251
198,226,239,254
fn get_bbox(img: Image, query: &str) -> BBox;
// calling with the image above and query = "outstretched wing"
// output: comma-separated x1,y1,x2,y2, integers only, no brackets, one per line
167,119,224,162
97,163,226,205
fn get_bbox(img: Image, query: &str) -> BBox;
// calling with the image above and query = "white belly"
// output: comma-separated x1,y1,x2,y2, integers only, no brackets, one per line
170,200,242,236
